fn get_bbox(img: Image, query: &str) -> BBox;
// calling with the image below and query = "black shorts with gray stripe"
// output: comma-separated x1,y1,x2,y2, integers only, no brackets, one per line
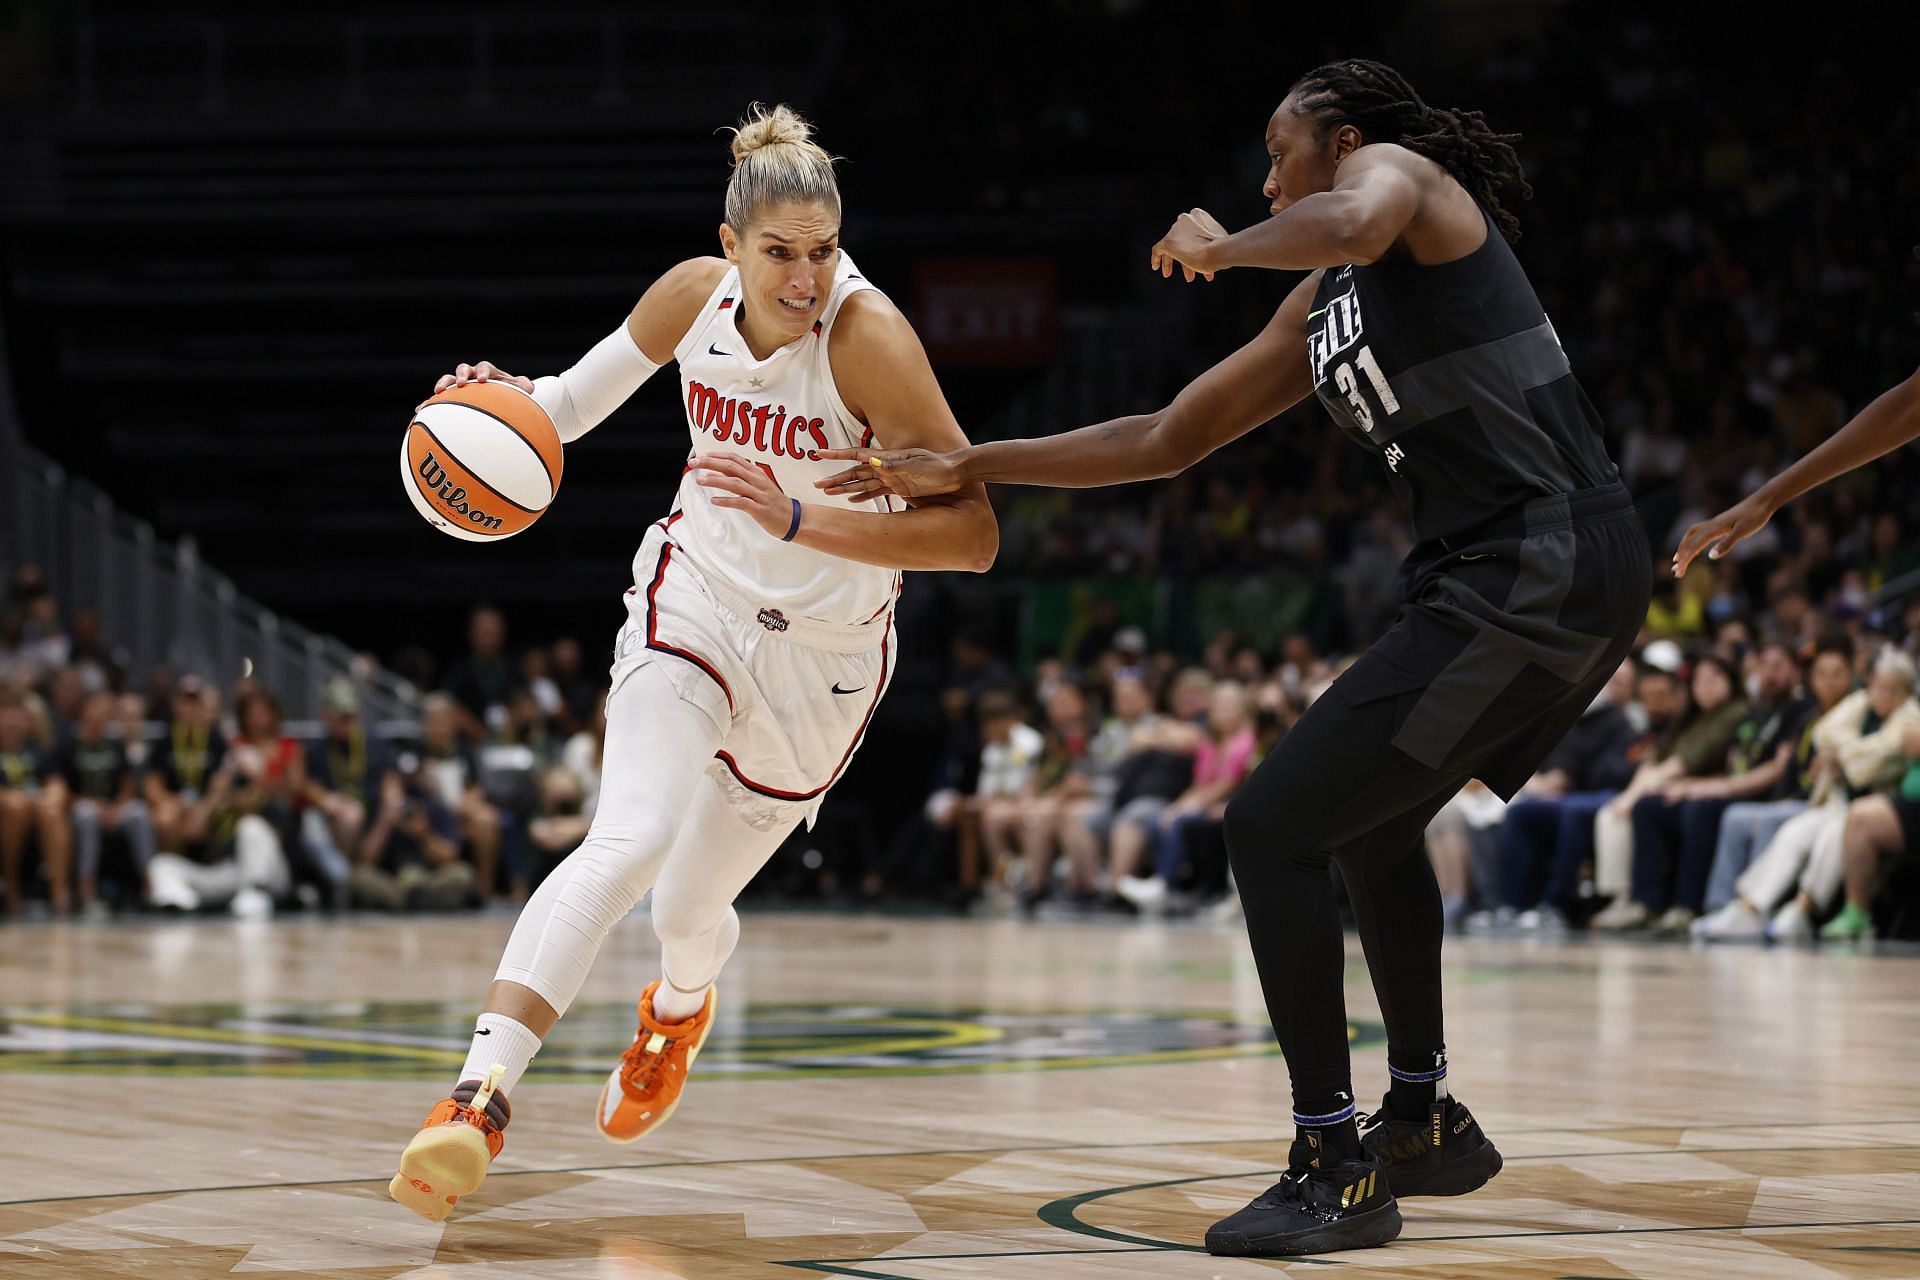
1330,480,1649,803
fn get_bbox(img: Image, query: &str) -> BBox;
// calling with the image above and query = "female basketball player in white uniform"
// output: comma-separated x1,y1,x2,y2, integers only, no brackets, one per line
388,104,997,1222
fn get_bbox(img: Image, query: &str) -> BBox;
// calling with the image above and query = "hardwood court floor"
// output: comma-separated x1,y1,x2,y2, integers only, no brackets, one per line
2,909,1918,1277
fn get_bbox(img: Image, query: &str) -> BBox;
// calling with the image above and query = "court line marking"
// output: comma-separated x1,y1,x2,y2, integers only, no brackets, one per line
1038,1164,1920,1255
771,1220,1920,1274
773,1245,1175,1278
772,1221,1920,1279
1419,1220,1920,1243
1838,1244,1920,1255
2,1134,1916,1210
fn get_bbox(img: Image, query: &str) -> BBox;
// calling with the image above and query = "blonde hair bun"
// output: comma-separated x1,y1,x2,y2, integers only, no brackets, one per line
729,102,817,165
722,102,842,230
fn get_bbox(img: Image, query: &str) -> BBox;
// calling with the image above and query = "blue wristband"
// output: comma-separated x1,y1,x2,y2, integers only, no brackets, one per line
781,497,802,542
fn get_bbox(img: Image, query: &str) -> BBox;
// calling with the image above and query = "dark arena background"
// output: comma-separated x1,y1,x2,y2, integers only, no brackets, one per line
2,3,1919,1276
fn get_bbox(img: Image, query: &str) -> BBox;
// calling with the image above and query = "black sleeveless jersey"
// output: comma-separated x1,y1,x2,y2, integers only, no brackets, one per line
1305,204,1620,546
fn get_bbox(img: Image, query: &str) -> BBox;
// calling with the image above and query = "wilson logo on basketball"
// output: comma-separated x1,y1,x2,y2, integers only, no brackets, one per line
417,452,506,532
401,380,563,542
686,381,829,460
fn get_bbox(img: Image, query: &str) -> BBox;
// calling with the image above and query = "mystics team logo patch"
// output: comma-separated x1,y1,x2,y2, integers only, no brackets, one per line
0,1001,1381,1080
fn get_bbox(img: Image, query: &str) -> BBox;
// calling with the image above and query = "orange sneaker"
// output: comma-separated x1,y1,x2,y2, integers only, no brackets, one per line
389,1064,510,1222
595,980,717,1144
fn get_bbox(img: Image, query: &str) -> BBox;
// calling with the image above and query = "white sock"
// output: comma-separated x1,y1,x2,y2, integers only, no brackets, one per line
457,1013,543,1098
652,974,713,1023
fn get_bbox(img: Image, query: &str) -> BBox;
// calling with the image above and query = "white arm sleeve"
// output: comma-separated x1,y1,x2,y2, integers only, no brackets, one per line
530,321,662,444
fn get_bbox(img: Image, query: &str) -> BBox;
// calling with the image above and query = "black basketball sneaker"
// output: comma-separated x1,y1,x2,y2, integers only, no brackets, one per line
1204,1129,1402,1257
1359,1094,1504,1197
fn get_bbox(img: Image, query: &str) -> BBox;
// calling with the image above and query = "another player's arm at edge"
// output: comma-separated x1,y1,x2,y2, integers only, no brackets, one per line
1674,366,1920,576
692,289,1000,573
808,291,997,571
819,272,1322,494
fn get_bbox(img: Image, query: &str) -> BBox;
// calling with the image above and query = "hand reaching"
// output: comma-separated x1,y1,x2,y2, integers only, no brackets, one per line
814,448,964,503
1673,493,1773,578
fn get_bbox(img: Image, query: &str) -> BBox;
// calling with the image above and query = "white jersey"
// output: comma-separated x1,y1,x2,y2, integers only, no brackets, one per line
654,252,900,635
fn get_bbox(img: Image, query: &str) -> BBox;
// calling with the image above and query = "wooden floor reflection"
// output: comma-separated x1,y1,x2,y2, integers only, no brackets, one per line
3,910,1917,1277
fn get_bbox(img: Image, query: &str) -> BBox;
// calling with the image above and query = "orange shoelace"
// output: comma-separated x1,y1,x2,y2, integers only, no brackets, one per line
620,1029,683,1095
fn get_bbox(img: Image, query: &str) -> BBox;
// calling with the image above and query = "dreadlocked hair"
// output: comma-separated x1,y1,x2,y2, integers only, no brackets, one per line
1287,58,1532,244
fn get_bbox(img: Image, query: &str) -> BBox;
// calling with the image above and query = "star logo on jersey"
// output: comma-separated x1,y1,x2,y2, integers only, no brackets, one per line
748,376,765,390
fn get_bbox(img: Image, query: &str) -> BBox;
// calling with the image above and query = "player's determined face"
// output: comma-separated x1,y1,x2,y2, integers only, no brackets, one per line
1262,97,1348,215
722,201,841,344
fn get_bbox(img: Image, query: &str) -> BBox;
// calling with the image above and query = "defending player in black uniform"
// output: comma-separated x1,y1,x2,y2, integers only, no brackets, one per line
818,60,1652,1257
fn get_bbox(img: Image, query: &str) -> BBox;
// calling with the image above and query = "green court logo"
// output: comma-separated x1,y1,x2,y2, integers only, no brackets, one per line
0,1001,1380,1081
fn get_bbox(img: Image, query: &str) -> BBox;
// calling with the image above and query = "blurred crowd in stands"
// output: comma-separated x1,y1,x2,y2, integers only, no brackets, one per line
0,567,608,921
5,539,1920,945
888,608,1920,946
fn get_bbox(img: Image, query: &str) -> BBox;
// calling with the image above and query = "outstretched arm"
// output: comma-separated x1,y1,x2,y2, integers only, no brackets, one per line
1674,367,1920,577
816,272,1321,499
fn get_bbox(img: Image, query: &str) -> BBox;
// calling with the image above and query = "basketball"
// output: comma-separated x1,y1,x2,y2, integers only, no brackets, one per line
402,380,563,541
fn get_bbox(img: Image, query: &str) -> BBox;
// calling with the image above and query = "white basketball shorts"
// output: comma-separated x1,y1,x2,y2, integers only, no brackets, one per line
610,524,895,829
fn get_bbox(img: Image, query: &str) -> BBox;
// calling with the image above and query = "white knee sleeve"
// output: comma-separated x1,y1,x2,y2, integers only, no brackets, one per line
492,661,726,1016
646,773,800,996
572,814,681,921
654,903,741,993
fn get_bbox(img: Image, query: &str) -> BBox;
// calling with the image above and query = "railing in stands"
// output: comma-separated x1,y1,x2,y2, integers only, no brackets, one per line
8,446,417,731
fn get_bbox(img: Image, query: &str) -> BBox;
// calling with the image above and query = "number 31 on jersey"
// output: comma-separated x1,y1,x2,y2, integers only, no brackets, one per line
1333,347,1400,432
1308,285,1401,433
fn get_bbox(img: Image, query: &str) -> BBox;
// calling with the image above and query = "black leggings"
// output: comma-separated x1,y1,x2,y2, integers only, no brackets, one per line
1225,683,1472,1117
1225,488,1649,1120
